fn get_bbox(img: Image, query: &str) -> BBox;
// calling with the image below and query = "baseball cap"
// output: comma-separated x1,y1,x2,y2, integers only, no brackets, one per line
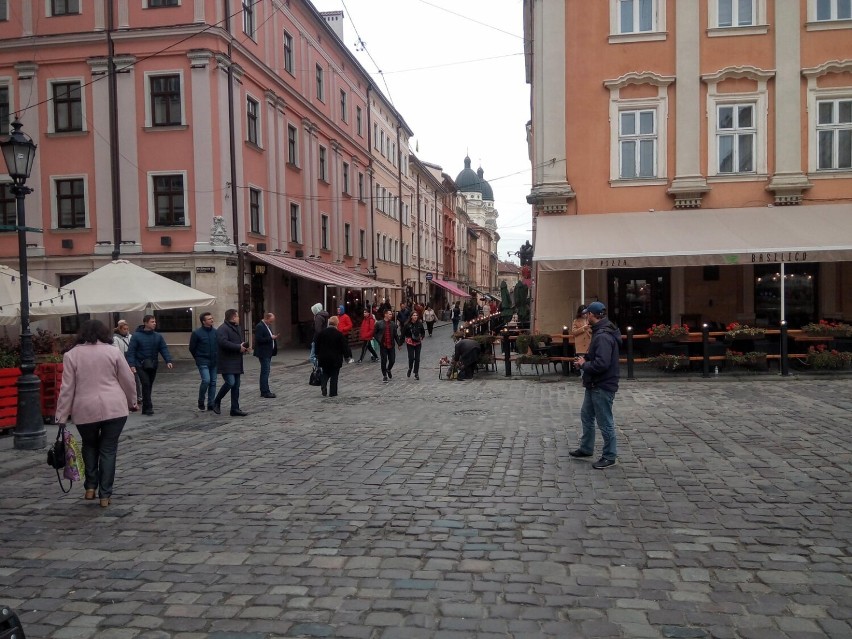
586,301,606,316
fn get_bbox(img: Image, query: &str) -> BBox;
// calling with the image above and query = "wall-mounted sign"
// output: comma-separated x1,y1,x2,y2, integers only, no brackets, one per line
425,272,433,281
196,266,216,274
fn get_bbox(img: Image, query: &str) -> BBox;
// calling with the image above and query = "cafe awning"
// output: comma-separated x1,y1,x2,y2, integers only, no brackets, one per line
534,203,852,270
248,252,392,289
430,277,469,298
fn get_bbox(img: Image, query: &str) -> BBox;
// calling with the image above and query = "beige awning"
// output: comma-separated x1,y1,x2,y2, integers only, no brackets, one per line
533,203,852,270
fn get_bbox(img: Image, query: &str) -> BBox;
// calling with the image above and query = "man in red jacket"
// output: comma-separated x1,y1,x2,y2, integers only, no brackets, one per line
357,309,378,362
337,305,353,337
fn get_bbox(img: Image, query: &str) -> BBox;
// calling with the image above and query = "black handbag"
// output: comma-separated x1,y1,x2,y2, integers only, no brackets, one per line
0,605,27,639
309,365,323,386
46,425,72,494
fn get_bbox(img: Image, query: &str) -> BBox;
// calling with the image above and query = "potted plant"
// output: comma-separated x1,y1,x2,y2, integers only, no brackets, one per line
726,350,767,371
806,345,852,370
645,353,690,371
647,324,690,342
801,320,852,338
725,322,766,341
515,334,531,354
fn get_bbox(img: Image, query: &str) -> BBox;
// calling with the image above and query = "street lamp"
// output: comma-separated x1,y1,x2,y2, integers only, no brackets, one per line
1,118,44,450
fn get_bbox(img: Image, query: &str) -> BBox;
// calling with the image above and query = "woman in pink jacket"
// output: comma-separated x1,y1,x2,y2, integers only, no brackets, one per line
55,320,138,508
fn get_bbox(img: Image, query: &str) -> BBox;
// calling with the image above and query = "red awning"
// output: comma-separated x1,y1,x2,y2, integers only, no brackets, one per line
248,252,390,289
431,277,469,298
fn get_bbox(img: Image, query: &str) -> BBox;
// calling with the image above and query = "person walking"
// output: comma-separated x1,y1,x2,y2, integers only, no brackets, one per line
112,319,141,406
357,308,378,362
126,315,173,416
253,312,279,399
423,305,437,337
309,303,330,365
55,319,138,508
402,309,426,380
336,305,353,338
213,308,249,417
451,301,462,333
373,308,401,383
189,312,219,411
396,301,411,326
569,301,621,469
570,305,592,376
314,315,352,397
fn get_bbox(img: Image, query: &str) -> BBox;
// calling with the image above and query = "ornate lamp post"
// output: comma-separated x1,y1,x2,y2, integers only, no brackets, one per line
1,118,45,450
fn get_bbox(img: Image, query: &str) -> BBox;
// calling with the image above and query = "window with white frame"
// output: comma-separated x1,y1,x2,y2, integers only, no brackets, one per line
149,0,179,6
319,146,327,181
342,162,350,194
815,0,852,21
359,229,366,258
148,73,182,126
49,0,80,16
716,104,755,173
249,187,262,233
54,177,87,229
718,0,755,26
283,31,294,75
373,124,378,148
290,202,301,243
619,109,657,179
344,223,351,256
817,98,852,170
51,81,83,132
242,0,255,38
151,174,186,226
321,215,329,250
617,0,657,33
246,96,259,145
287,124,298,165
316,64,324,102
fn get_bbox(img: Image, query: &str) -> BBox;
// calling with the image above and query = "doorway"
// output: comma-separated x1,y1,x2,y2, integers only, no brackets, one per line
607,268,671,333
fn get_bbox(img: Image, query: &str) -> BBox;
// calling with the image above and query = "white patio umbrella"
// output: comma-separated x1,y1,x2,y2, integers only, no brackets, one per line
29,260,215,316
0,264,76,325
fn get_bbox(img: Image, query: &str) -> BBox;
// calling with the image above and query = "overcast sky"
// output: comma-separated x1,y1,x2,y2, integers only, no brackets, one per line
309,0,532,262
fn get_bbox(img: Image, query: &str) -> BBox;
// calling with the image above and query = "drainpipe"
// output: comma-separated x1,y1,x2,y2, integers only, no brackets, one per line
415,176,421,299
224,1,244,326
107,0,121,262
367,85,376,279
396,125,403,299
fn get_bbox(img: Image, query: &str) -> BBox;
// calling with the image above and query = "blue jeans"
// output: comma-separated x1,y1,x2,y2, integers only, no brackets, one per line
77,416,127,499
258,357,272,394
216,373,241,411
197,364,217,408
579,387,617,461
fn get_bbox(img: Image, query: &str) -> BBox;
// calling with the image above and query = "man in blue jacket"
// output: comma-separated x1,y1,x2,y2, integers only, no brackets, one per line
189,312,218,411
253,312,278,398
127,315,173,416
569,301,620,469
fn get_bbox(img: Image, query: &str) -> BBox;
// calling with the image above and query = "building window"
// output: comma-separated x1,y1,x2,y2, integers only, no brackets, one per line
283,31,294,74
152,174,185,226
0,0,7,20
816,0,852,20
242,0,255,37
358,172,364,201
321,214,329,250
342,162,350,194
55,179,86,229
359,229,366,258
50,0,80,16
344,223,351,256
153,273,193,332
246,96,259,145
716,104,755,173
52,81,83,132
618,0,655,33
59,275,89,334
0,183,14,227
619,110,656,178
149,0,179,6
290,202,300,243
150,74,181,126
249,188,262,233
717,0,754,26
316,64,324,102
356,106,363,136
0,86,10,134
340,89,348,122
817,98,852,170
373,123,378,148
287,124,298,165
319,146,327,181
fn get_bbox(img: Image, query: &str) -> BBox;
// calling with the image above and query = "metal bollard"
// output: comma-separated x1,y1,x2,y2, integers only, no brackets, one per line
626,327,634,380
702,323,710,378
502,331,512,377
780,321,789,376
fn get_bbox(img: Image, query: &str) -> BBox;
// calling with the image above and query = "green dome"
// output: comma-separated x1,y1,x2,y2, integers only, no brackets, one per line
455,156,494,201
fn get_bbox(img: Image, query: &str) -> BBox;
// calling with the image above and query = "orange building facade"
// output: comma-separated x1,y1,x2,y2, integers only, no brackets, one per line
524,0,852,334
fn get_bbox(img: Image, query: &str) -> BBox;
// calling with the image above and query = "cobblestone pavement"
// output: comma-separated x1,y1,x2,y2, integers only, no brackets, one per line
1,323,850,638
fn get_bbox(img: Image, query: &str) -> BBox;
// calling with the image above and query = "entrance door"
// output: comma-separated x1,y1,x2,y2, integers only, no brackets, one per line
607,268,671,333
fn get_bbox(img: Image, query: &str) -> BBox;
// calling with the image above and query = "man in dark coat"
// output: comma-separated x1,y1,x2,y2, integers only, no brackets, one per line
453,338,480,380
213,308,249,416
314,315,352,397
127,314,173,415
253,312,278,399
373,308,401,383
188,312,218,411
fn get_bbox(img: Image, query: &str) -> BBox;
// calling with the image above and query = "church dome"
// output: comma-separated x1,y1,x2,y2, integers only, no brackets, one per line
455,156,494,201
